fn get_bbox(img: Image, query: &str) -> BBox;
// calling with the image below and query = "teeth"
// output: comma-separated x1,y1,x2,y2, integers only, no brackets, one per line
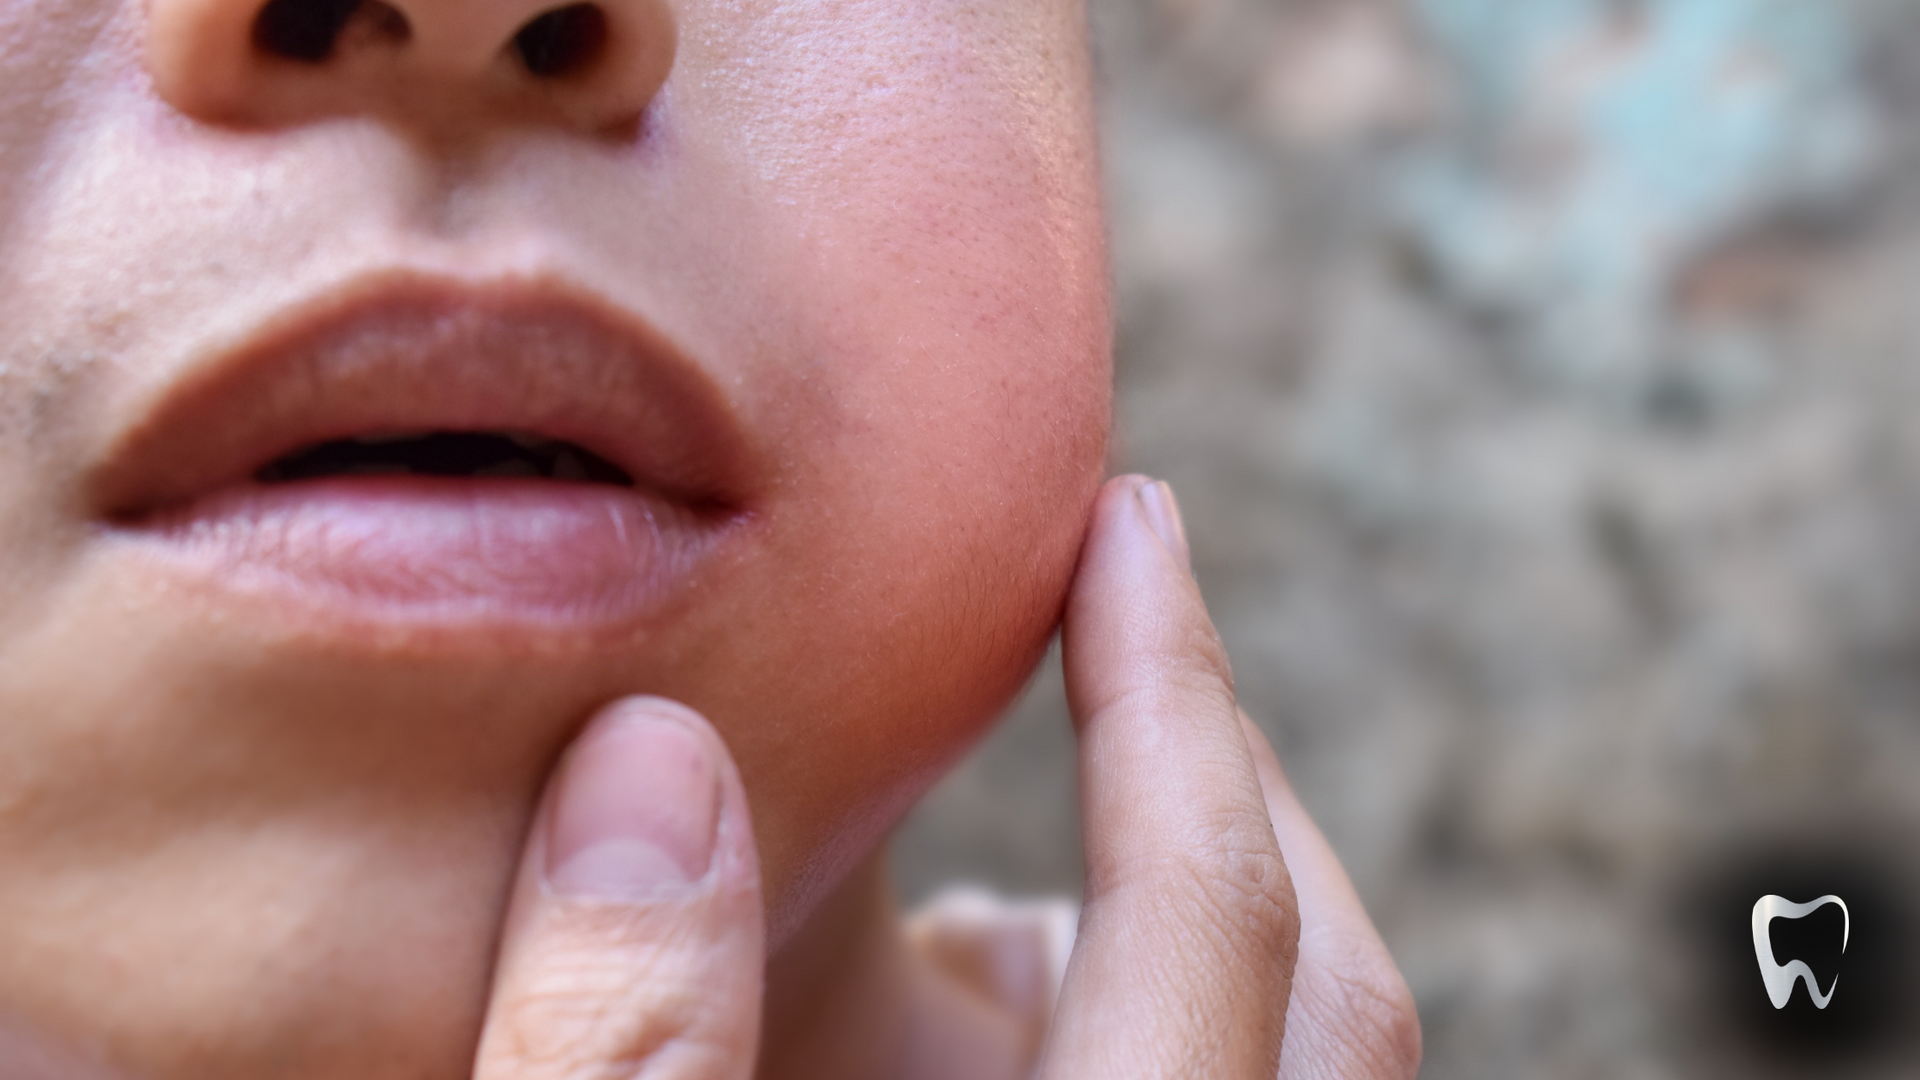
552,450,589,482
507,432,555,450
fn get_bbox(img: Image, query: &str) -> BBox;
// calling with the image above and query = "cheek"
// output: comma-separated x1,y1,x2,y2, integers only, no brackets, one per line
662,8,1111,939
693,404,1108,947
675,254,1111,943
0,0,1110,1060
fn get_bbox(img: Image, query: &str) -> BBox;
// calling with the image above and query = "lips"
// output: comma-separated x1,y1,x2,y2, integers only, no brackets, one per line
88,276,757,626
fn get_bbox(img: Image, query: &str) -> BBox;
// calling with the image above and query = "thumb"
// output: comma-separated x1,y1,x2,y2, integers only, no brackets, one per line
474,697,764,1080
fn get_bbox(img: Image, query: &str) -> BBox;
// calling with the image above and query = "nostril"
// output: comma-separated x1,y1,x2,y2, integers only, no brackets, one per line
252,0,409,63
253,0,358,61
512,3,608,78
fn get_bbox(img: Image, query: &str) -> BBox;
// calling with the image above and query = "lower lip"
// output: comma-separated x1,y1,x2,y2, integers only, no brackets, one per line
114,478,715,624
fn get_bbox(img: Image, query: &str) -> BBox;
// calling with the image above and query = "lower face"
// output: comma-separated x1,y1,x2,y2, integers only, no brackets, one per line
0,1,1110,1077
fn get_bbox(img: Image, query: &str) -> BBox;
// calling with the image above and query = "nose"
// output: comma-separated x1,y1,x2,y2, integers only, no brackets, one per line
148,0,676,136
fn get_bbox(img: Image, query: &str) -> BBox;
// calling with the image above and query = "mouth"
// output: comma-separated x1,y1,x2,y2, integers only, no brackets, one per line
254,431,637,485
91,277,757,628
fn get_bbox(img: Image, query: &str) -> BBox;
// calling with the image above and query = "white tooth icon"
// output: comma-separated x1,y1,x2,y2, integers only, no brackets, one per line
1751,894,1849,1010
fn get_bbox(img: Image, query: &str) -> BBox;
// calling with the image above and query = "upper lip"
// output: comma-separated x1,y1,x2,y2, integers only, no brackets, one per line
88,273,758,521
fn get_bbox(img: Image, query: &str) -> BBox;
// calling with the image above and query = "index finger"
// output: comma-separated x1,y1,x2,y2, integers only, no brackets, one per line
1041,476,1299,1079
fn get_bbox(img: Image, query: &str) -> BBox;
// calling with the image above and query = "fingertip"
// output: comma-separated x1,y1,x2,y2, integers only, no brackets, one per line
537,695,757,903
544,703,721,900
1068,475,1231,711
1076,475,1200,610
476,694,766,1079
1135,479,1191,571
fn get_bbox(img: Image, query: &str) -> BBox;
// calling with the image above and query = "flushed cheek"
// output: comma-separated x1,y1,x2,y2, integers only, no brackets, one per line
0,2,1110,1069
656,3,1109,934
723,175,1110,924
686,487,1094,946
697,348,1107,947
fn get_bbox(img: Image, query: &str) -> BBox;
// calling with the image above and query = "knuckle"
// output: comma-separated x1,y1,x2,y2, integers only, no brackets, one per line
1171,835,1300,963
1094,791,1297,955
483,925,720,1080
492,981,689,1077
1299,945,1423,1079
1214,848,1299,950
1341,979,1421,1079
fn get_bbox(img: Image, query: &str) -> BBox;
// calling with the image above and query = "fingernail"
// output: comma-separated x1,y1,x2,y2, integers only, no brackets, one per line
545,704,720,900
1137,479,1192,571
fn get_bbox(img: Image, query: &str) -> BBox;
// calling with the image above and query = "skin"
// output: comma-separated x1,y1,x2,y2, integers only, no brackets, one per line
471,477,1424,1080
0,0,1417,1077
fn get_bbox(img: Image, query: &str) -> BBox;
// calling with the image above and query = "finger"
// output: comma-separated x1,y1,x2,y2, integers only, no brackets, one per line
1239,713,1422,1080
474,697,763,1080
1043,476,1299,1080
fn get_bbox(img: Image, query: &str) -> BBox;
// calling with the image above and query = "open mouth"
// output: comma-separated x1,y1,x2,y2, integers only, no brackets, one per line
256,431,636,486
90,281,758,628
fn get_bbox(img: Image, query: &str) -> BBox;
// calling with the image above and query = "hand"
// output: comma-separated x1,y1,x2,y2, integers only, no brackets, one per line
468,475,1420,1080
470,693,763,1080
1047,475,1420,1078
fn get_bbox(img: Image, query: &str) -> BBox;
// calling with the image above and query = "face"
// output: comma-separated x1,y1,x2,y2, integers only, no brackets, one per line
0,0,1109,1075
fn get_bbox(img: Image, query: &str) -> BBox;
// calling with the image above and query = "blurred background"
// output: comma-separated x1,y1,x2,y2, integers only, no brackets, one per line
890,0,1920,1076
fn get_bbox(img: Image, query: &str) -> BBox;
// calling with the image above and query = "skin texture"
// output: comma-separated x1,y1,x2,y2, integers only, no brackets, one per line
0,0,1106,1076
464,476,1423,1080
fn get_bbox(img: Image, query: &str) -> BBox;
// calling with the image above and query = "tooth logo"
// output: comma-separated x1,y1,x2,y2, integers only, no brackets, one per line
1752,894,1848,1009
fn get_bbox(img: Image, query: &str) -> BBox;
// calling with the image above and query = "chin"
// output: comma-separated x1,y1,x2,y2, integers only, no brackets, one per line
0,433,1102,1080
